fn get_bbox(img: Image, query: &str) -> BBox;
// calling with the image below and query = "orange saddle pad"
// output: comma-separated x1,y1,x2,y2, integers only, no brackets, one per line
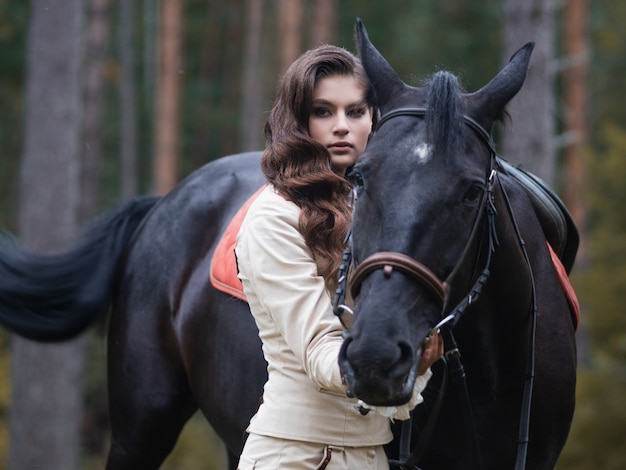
210,185,266,302
547,242,580,330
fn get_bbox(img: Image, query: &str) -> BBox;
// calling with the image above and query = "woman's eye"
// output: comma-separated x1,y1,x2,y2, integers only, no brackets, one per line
349,107,366,117
313,107,331,117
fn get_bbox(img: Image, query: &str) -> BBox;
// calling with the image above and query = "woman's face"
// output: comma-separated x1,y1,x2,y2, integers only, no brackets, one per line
308,75,372,175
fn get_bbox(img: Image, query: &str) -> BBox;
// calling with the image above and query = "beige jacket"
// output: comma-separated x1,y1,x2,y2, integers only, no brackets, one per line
235,185,392,447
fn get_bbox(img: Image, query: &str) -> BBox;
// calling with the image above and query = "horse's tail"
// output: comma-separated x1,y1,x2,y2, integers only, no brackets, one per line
0,195,160,341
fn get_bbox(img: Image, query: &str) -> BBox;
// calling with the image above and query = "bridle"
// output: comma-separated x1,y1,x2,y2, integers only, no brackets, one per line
333,107,538,470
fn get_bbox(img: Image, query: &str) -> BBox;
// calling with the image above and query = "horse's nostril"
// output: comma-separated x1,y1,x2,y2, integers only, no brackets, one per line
343,334,415,379
397,340,414,364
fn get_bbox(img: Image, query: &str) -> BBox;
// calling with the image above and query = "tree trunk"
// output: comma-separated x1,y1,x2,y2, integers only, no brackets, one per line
142,0,158,166
279,0,302,73
312,0,336,46
119,0,138,198
216,0,245,157
81,0,114,461
189,0,223,166
9,1,86,469
501,0,556,183
240,0,265,151
153,0,183,195
82,0,112,221
562,0,589,369
562,0,588,261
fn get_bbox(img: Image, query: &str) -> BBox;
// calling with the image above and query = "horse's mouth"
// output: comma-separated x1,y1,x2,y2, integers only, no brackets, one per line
339,341,420,406
345,365,417,407
339,330,438,406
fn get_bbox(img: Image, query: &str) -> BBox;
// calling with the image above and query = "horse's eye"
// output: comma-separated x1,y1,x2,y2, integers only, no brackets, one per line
463,183,484,206
348,170,365,196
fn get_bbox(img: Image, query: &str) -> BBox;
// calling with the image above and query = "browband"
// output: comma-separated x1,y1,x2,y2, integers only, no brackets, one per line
375,107,496,157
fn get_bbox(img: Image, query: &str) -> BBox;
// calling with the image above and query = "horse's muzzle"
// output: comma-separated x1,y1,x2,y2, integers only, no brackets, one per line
338,334,419,406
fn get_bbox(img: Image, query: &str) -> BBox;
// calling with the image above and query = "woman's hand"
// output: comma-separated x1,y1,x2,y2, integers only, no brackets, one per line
418,331,443,376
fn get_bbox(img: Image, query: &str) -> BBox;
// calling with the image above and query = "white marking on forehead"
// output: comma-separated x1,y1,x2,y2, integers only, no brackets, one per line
413,142,432,163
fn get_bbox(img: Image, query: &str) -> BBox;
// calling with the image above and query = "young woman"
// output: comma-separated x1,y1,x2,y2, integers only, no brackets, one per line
235,45,442,470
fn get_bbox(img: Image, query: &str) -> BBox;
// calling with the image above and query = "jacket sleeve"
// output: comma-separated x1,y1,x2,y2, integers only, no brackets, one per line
236,193,346,393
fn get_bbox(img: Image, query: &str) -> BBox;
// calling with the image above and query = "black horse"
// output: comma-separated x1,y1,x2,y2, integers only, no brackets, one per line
0,20,576,470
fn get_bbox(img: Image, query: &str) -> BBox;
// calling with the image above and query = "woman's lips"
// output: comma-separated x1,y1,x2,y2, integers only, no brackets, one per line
329,142,352,153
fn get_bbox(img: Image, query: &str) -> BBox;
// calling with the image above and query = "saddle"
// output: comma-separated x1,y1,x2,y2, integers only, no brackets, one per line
497,156,579,275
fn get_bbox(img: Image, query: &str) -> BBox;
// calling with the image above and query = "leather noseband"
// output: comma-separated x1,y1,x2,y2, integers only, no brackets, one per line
349,251,447,306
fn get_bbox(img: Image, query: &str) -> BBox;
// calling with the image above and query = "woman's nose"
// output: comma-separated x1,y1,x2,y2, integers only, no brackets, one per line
333,113,349,134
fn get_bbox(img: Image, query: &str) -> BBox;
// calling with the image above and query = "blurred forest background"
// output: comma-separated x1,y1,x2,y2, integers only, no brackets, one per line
0,0,625,468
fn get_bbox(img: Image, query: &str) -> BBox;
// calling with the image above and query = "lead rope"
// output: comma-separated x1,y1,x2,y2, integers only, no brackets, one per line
437,169,536,470
497,175,537,470
430,172,499,470
389,357,448,470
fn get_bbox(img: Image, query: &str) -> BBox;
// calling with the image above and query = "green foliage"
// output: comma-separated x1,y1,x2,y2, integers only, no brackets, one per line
337,0,502,91
162,412,227,470
588,1,626,138
558,370,626,470
556,3,626,464
575,124,626,371
0,0,28,230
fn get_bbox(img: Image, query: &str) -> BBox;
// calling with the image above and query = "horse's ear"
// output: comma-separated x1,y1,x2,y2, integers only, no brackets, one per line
469,42,535,126
355,18,408,111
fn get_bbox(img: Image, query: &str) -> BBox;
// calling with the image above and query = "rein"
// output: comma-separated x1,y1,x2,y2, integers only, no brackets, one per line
333,107,538,470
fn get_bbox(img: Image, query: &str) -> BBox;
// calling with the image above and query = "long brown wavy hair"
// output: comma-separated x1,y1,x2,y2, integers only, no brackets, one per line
261,45,375,285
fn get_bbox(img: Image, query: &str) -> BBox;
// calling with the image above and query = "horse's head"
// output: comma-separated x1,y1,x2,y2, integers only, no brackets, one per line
337,19,534,406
